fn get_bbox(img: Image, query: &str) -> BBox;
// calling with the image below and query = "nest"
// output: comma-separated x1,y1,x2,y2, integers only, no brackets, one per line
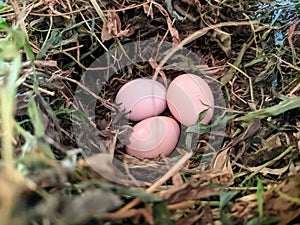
0,0,299,224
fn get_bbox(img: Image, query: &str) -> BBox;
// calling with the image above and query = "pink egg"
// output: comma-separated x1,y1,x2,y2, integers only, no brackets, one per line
125,116,180,159
166,74,214,127
115,79,167,121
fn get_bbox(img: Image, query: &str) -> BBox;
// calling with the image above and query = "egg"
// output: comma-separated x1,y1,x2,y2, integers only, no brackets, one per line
115,79,167,121
125,116,180,159
166,74,214,127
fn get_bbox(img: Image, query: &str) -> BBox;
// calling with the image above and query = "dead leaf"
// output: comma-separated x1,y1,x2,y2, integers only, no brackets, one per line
85,153,129,184
167,18,181,45
153,3,181,44
231,173,300,222
84,153,146,186
101,11,130,42
209,119,261,184
159,177,222,204
247,164,290,176
211,30,232,57
231,119,261,147
231,193,258,220
241,132,289,167
209,149,234,184
232,120,261,161
221,38,254,84
175,207,204,225
264,173,300,216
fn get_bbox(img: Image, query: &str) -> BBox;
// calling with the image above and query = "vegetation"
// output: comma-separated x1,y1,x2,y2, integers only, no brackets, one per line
0,0,299,224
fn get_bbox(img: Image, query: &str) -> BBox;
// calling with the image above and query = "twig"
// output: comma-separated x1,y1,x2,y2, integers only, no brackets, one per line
272,54,300,71
227,62,254,102
29,6,89,17
109,152,192,215
59,76,113,110
221,41,253,85
152,21,253,81
90,0,107,24
22,83,55,96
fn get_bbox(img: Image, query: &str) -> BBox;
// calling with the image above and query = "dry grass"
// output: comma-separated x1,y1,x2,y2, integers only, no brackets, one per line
0,0,299,224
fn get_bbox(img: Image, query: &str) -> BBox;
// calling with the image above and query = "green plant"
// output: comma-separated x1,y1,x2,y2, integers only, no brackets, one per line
0,22,39,225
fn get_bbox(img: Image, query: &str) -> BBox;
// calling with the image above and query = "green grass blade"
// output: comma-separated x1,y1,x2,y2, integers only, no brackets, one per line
257,177,264,222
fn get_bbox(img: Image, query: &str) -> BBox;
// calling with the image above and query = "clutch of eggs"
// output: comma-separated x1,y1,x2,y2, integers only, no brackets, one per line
115,75,214,158
115,78,167,121
166,74,214,127
125,116,180,159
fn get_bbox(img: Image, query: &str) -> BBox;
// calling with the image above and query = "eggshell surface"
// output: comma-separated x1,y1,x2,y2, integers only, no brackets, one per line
166,74,214,127
126,116,180,159
115,79,167,121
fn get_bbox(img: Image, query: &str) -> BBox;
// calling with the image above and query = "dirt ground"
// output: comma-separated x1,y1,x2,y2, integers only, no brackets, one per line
0,0,299,225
